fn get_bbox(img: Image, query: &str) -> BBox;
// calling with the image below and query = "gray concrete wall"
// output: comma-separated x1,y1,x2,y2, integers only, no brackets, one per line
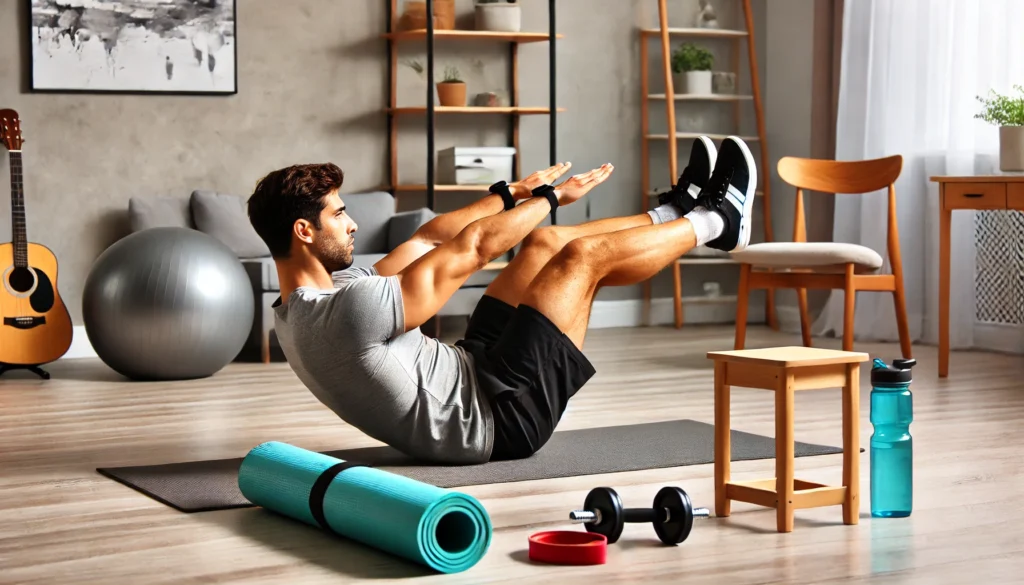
0,0,793,326
764,0,820,322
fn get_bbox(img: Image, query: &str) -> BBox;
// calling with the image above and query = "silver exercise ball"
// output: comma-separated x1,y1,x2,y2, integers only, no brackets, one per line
82,227,255,380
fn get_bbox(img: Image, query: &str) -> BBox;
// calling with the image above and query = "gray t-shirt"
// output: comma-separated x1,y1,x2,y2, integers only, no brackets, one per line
272,266,494,464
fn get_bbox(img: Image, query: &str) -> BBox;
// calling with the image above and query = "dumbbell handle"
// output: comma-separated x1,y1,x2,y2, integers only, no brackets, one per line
569,507,667,525
624,507,661,523
627,507,713,522
570,506,711,525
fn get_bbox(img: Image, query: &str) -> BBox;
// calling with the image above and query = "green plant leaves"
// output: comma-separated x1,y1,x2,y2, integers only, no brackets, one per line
975,84,1024,126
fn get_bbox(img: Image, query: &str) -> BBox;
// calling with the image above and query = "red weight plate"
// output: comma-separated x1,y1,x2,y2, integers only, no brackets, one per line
528,530,608,565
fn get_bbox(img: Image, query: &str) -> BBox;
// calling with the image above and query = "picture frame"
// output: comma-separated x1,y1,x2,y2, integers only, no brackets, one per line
28,0,238,96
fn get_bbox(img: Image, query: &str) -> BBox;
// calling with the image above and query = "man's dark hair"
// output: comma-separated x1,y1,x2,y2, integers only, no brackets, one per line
247,163,345,258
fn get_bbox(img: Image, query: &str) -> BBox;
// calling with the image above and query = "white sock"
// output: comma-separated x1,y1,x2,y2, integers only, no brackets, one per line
647,203,685,225
686,207,725,247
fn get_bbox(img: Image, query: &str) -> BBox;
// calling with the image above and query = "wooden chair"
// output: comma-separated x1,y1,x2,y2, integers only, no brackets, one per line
730,155,912,358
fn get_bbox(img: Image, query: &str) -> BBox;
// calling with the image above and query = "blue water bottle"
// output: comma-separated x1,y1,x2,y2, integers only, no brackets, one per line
869,357,916,518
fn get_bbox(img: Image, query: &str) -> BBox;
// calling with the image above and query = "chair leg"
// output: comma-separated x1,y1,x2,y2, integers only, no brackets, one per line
797,288,812,347
893,282,913,359
734,264,751,350
673,261,683,329
843,264,856,351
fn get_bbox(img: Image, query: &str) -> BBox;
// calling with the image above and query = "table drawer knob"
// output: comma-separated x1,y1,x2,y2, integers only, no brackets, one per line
964,193,984,198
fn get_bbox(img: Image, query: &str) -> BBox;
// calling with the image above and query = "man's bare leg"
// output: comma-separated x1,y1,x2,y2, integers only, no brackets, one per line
375,164,572,277
520,135,758,349
520,217,702,349
484,213,654,307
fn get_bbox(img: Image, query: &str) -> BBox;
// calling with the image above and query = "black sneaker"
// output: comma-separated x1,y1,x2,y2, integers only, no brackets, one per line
657,135,717,215
698,136,756,252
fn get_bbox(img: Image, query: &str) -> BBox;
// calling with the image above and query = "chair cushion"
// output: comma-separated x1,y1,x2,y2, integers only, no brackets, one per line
191,190,271,259
730,242,884,274
343,191,395,255
129,196,194,232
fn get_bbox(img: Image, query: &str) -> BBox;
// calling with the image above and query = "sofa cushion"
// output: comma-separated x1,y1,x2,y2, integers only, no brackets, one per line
389,208,436,250
128,196,194,232
243,254,387,292
343,191,395,255
191,190,271,259
350,253,387,270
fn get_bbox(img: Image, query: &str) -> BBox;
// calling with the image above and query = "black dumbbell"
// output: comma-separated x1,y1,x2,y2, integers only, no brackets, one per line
568,486,710,545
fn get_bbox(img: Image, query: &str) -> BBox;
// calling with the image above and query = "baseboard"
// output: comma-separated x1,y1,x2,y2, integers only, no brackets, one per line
62,326,97,360
63,298,767,362
587,297,766,329
973,322,1024,355
773,305,805,334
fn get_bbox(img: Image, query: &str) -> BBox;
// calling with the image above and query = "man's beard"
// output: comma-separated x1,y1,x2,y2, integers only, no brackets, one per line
315,235,353,274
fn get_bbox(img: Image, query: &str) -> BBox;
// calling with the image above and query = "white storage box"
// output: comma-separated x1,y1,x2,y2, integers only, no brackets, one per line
438,146,516,185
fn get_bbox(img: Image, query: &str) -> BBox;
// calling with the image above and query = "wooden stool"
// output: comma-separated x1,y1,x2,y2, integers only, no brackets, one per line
706,346,869,533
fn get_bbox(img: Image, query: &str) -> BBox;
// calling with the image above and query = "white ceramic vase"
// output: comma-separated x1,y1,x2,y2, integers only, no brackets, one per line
475,2,521,32
679,70,712,95
999,126,1024,172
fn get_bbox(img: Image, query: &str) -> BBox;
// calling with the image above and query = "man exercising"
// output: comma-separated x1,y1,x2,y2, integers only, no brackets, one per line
246,135,756,464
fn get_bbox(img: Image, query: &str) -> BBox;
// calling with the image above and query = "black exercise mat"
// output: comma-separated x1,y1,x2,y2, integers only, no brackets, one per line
97,419,845,513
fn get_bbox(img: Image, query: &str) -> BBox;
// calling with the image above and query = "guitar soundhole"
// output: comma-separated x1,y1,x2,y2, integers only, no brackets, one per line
8,266,35,293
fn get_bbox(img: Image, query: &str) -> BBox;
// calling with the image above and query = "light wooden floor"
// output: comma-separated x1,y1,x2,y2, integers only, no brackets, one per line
1,325,1023,584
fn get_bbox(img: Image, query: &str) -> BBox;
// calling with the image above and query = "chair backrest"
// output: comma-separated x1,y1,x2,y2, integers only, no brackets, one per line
777,155,902,194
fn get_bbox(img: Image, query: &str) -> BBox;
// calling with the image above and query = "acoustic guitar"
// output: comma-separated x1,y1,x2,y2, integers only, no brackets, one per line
0,109,72,379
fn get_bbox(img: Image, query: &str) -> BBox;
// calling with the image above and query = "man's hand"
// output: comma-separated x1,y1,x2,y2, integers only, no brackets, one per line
553,163,614,206
510,162,572,200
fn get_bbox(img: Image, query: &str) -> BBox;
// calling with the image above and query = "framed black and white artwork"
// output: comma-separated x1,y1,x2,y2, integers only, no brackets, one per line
29,0,237,95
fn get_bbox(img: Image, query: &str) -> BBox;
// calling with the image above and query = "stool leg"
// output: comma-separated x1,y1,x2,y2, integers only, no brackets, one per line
843,363,861,525
776,373,795,533
714,361,731,517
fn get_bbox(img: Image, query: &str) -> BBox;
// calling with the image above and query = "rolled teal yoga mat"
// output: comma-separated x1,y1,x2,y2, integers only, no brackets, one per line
237,441,492,574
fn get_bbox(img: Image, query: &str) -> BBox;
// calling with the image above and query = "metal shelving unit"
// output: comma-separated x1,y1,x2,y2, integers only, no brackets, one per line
383,0,562,223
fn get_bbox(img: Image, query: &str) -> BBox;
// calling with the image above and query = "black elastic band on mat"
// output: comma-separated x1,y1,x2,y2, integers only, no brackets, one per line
489,180,516,211
308,462,365,531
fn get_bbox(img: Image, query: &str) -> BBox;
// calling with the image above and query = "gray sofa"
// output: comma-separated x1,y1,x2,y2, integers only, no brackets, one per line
127,189,498,363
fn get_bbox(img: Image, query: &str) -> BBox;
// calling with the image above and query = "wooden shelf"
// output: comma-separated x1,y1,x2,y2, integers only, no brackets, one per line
648,93,753,101
647,132,760,141
641,27,748,38
391,184,492,192
383,30,562,43
388,106,564,115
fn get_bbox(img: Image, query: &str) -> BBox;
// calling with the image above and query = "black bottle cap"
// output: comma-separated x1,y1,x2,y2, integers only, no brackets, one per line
870,358,916,385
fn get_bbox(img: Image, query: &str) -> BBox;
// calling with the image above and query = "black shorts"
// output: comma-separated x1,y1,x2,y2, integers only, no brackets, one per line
455,295,596,461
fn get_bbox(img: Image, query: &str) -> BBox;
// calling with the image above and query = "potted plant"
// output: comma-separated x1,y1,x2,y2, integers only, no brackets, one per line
436,65,467,107
976,84,1024,171
475,0,521,33
671,42,714,95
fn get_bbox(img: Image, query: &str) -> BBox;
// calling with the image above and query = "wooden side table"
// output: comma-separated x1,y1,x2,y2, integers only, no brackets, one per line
929,175,1024,377
707,346,869,533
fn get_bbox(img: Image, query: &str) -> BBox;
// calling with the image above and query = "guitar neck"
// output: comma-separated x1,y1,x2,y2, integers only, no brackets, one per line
10,150,27,268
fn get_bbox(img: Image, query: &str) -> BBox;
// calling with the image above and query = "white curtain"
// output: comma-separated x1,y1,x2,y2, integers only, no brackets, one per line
814,0,1024,351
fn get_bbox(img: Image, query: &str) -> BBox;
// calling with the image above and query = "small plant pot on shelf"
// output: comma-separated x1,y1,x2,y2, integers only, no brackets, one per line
437,81,467,107
682,71,712,95
475,0,521,32
670,42,714,95
999,126,1024,172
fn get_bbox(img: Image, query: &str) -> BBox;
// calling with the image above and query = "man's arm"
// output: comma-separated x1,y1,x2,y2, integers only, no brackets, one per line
374,163,572,277
393,164,613,332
